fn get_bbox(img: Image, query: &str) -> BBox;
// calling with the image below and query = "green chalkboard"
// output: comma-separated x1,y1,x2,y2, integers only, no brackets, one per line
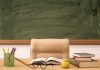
0,0,100,39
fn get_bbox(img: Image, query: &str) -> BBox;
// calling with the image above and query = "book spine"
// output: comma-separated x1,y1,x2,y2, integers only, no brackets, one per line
73,54,95,57
73,56,92,58
73,56,92,61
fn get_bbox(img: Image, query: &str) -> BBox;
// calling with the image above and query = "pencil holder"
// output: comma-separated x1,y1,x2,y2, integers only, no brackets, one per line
4,53,14,67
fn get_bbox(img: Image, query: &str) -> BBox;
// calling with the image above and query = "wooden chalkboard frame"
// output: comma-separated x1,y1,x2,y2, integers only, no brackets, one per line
0,40,100,45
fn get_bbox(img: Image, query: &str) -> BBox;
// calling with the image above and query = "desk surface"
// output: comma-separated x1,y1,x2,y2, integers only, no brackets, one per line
0,59,100,70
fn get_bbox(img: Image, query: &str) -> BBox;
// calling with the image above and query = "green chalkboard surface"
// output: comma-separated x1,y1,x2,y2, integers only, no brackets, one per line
0,0,100,39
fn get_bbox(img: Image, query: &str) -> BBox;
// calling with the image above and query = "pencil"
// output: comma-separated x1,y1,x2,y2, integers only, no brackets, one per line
13,48,16,54
8,48,14,59
15,57,34,70
2,48,5,53
8,48,9,53
9,48,16,62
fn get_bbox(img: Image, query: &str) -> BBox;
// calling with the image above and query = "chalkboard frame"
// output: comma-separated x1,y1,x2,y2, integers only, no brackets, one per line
0,40,99,45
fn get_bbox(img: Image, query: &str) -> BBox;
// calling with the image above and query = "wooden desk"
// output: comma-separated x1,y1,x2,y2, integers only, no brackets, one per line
0,59,100,70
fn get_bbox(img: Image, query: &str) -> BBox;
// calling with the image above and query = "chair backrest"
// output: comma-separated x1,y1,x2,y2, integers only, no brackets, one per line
31,39,69,59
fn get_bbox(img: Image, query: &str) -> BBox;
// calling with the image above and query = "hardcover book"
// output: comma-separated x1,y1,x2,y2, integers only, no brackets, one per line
73,53,95,57
73,56,92,61
70,58,99,68
74,57,91,61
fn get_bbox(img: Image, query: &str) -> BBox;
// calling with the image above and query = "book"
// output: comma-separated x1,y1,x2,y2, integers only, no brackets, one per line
74,57,91,61
70,58,99,68
73,53,95,57
29,57,62,65
73,56,92,61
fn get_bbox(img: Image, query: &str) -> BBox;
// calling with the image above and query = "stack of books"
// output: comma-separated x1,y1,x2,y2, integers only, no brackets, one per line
70,53,99,68
73,53,95,61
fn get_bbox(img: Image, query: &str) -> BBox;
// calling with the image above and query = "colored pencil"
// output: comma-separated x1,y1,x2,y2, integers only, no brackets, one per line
2,48,5,53
15,57,34,70
8,48,14,59
13,48,16,54
8,48,9,53
9,48,16,62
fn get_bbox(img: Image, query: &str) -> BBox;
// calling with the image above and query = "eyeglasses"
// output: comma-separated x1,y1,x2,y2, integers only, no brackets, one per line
31,61,54,69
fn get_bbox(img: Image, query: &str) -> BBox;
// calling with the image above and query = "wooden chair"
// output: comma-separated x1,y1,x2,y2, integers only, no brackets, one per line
31,39,69,59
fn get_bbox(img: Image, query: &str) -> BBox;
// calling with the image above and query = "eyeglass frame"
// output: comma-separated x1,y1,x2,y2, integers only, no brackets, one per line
31,61,55,69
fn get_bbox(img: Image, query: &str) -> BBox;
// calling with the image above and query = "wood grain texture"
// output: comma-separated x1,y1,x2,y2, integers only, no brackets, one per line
0,59,100,70
0,40,30,45
0,40,100,45
70,40,100,45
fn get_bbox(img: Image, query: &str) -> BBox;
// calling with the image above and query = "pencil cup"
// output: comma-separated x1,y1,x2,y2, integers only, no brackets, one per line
4,53,14,67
